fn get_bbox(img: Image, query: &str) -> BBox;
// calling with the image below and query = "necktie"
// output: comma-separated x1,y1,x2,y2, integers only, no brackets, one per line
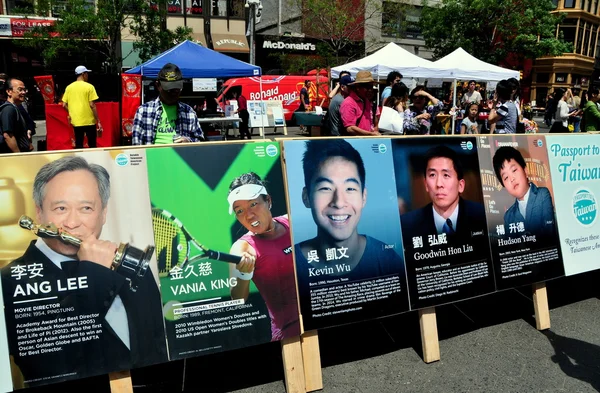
443,218,455,235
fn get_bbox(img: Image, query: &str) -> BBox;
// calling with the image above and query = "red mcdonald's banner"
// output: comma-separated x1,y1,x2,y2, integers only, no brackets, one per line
121,74,142,137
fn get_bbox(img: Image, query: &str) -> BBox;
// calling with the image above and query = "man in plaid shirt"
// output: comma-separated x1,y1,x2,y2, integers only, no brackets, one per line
132,63,204,145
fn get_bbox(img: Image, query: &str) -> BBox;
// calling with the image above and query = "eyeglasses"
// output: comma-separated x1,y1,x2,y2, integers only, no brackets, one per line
12,87,27,93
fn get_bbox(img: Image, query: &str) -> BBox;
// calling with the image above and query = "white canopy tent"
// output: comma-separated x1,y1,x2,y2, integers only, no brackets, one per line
431,47,520,133
431,47,520,81
331,42,436,79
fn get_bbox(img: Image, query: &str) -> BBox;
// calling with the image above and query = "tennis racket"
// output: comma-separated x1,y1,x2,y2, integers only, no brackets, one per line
151,208,241,277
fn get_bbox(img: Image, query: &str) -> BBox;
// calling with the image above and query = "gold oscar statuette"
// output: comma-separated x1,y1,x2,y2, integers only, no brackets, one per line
19,215,155,292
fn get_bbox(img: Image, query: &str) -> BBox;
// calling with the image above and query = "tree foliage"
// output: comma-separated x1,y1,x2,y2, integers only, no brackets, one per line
420,0,572,63
18,0,192,72
128,2,193,62
295,0,397,63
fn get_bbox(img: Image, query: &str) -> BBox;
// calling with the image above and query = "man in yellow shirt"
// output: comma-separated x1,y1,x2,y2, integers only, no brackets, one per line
62,65,102,148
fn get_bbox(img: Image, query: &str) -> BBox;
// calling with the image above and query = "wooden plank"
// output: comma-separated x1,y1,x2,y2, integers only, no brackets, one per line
533,282,551,330
301,330,323,392
419,307,440,363
281,335,306,393
109,370,133,393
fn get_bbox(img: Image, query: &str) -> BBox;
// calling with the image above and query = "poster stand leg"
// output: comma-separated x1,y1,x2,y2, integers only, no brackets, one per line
281,335,306,393
300,330,323,392
419,307,441,363
109,370,133,393
533,282,551,330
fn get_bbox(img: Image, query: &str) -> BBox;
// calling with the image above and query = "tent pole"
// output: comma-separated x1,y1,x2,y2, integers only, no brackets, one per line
259,76,264,139
451,79,457,135
141,69,145,104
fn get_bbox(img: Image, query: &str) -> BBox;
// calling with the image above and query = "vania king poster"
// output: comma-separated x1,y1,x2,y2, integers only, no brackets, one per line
284,138,409,331
0,150,167,390
147,142,300,360
547,135,600,276
393,137,495,309
477,135,564,289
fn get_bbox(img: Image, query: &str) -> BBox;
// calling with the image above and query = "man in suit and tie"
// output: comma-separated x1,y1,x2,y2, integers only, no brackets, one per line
401,145,487,241
492,146,557,238
1,156,167,389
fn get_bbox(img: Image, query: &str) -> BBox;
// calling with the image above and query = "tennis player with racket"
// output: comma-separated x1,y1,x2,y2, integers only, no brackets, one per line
228,172,300,341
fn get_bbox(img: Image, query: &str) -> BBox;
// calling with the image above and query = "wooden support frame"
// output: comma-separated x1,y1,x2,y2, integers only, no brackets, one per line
109,370,133,393
419,307,440,363
533,282,551,330
281,335,306,393
301,330,323,392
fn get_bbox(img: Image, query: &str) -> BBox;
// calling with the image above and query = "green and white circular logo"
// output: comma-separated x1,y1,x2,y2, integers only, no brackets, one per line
573,189,597,226
266,144,278,157
115,153,129,166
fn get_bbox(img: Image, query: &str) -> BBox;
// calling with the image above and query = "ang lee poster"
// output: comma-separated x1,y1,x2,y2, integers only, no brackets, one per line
547,135,600,276
283,138,409,331
477,135,564,289
0,278,13,393
147,142,300,360
393,137,495,309
0,150,167,390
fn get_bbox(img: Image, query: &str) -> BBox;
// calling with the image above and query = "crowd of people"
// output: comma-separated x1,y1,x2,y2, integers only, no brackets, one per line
544,86,600,132
3,61,600,154
320,70,533,136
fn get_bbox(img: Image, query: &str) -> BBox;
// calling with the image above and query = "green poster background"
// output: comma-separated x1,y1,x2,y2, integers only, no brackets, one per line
147,142,288,358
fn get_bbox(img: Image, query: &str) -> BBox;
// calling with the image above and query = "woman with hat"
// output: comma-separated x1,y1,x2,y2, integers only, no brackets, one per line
227,172,300,341
404,85,443,135
340,70,381,136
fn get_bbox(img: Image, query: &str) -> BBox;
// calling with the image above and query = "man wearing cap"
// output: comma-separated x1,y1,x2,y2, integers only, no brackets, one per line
62,65,101,148
340,71,381,136
326,73,353,136
132,63,203,145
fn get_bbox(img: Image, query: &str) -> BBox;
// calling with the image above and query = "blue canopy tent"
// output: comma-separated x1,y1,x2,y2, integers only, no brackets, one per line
125,40,261,78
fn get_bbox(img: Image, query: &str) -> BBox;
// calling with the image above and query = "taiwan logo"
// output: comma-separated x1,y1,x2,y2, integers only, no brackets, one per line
573,189,597,226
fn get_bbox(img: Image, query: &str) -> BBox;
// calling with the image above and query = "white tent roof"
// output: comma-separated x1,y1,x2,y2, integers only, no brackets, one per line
331,42,436,79
431,47,520,82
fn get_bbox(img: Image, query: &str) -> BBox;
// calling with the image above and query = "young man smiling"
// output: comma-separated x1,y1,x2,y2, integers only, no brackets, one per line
295,139,401,277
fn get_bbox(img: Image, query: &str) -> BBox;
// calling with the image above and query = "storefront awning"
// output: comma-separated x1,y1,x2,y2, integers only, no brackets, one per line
192,32,207,48
210,33,249,53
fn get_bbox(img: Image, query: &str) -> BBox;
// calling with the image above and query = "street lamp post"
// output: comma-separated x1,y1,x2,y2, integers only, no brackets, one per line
245,0,262,65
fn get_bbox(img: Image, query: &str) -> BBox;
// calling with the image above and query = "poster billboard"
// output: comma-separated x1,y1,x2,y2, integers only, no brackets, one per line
0,278,13,393
284,138,409,331
147,142,300,360
0,150,167,389
393,137,495,309
547,135,600,276
477,135,564,289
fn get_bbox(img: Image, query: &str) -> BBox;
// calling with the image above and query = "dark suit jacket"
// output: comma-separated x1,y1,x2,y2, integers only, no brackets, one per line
1,241,167,387
401,197,487,241
504,183,556,238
